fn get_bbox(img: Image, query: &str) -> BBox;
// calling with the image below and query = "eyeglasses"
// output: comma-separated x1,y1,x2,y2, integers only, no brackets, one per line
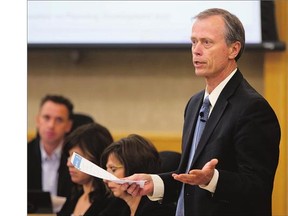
106,165,123,174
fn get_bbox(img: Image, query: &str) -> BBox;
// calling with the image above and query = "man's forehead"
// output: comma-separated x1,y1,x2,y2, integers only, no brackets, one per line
191,17,225,36
40,101,69,116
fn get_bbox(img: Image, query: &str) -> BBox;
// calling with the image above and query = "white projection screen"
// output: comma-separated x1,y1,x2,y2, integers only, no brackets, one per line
28,1,284,50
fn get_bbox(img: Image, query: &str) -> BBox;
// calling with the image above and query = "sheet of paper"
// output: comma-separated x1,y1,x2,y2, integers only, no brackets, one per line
71,152,146,188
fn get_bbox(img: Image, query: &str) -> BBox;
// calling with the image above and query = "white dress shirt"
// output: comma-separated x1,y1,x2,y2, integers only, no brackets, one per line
40,141,63,196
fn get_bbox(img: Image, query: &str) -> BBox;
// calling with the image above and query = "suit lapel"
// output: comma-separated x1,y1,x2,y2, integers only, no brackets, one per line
191,70,243,167
191,99,228,165
179,92,204,171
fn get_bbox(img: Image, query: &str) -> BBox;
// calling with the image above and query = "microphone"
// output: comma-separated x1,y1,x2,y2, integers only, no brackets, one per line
199,111,207,122
199,111,204,118
199,96,210,122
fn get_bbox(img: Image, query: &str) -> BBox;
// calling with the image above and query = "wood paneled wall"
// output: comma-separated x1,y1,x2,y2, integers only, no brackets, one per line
264,1,288,215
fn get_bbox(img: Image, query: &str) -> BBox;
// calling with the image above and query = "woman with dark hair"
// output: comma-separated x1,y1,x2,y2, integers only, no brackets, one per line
101,134,176,216
57,122,127,216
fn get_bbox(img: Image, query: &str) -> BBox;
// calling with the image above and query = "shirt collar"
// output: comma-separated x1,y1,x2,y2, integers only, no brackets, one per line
40,140,63,161
204,68,237,110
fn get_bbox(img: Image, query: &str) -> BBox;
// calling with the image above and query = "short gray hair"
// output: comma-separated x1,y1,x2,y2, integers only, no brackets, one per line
194,8,245,61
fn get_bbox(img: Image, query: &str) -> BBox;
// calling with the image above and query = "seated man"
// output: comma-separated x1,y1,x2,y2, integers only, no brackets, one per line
28,94,74,198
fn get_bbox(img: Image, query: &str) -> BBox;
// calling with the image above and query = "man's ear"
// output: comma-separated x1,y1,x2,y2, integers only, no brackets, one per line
228,41,241,60
66,119,73,133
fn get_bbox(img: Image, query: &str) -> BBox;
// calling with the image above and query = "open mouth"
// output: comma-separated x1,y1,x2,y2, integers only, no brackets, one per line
194,61,204,66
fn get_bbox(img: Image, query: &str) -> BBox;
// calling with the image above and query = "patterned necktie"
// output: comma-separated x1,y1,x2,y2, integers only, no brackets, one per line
175,96,210,216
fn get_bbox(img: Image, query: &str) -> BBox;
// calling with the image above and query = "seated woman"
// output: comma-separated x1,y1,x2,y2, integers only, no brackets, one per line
101,134,176,216
57,122,127,216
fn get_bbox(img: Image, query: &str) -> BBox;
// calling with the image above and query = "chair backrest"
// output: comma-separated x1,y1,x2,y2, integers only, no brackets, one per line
70,113,95,132
159,150,181,173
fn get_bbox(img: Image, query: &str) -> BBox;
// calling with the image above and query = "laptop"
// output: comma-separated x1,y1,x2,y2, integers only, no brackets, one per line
28,190,53,213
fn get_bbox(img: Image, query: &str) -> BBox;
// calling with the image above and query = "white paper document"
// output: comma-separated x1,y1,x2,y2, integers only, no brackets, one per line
71,152,146,188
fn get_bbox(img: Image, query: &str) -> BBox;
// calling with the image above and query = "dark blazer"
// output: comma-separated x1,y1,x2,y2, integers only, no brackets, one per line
116,196,176,216
160,70,280,216
58,191,129,216
135,196,176,216
27,136,73,197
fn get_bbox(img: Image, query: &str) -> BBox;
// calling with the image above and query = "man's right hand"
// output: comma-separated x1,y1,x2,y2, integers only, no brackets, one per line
120,174,154,197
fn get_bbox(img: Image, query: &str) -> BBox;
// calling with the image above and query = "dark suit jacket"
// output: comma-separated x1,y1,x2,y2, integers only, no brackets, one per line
27,136,73,197
58,191,129,216
160,70,280,216
58,191,175,216
114,196,176,216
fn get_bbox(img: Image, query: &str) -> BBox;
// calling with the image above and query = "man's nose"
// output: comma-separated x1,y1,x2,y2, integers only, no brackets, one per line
47,119,56,128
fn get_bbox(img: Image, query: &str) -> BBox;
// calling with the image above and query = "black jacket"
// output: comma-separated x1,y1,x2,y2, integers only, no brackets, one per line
58,191,129,216
160,70,280,216
27,137,73,197
117,196,176,216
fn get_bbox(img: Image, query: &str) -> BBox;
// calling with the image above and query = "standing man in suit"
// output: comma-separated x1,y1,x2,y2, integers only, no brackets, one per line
28,94,74,197
121,8,281,216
